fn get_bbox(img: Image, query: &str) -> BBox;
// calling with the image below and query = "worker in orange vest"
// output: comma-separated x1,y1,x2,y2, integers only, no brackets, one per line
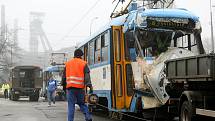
62,49,93,121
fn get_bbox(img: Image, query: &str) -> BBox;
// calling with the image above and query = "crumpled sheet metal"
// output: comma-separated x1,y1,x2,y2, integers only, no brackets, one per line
131,48,195,108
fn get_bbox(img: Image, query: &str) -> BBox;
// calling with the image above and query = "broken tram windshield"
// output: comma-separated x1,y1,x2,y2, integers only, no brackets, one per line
124,30,200,62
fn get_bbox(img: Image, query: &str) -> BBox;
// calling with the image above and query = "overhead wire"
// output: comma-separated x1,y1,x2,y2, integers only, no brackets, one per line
110,0,120,18
59,0,101,42
166,0,174,8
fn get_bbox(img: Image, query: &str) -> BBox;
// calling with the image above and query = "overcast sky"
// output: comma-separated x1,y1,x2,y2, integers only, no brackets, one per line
0,0,213,51
0,0,115,51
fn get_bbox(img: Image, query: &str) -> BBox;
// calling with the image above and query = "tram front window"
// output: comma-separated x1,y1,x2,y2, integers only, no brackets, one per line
125,30,199,61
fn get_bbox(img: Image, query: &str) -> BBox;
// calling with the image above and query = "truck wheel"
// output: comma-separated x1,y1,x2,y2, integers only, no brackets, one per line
29,96,33,101
12,94,19,101
29,95,39,101
180,101,192,121
35,94,39,101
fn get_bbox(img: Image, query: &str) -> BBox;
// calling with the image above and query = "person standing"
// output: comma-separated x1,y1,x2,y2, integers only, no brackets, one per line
2,82,9,99
4,83,10,99
47,75,57,106
1,83,6,99
62,49,93,121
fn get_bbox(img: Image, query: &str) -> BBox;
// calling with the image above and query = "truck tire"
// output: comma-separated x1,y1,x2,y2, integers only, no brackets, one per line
180,101,192,121
34,95,39,101
29,95,39,101
11,94,19,101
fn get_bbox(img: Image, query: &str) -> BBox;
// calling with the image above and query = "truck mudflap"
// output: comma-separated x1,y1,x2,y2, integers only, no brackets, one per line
196,108,215,117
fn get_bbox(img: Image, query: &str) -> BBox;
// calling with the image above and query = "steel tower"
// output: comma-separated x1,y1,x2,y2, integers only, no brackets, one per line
29,12,52,56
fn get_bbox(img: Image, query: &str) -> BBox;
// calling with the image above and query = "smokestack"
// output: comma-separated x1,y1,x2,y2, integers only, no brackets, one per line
1,5,5,41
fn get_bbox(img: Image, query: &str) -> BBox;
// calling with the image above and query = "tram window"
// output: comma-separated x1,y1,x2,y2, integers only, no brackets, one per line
80,46,84,59
94,37,101,64
101,34,105,47
190,34,198,52
144,47,153,57
125,32,136,61
126,64,134,96
177,35,188,49
89,41,94,65
84,44,88,62
105,31,109,46
114,30,121,62
116,64,122,97
176,34,198,51
101,32,109,62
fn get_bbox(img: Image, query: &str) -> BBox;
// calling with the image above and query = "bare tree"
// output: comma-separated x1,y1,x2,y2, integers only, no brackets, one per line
0,28,20,82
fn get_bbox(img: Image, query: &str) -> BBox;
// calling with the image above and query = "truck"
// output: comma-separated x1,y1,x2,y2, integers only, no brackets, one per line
9,66,43,101
165,54,215,121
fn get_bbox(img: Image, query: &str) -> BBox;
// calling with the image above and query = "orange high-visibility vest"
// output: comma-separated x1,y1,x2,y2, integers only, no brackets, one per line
65,58,87,89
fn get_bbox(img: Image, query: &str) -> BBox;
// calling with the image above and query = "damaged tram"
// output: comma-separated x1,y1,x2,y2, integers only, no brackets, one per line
78,7,203,119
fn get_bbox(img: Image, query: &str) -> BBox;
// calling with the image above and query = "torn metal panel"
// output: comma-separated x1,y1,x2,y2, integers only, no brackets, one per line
131,48,195,107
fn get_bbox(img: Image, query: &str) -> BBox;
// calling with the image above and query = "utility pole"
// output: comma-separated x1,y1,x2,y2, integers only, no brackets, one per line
11,19,18,67
1,5,5,42
210,0,214,53
13,19,18,46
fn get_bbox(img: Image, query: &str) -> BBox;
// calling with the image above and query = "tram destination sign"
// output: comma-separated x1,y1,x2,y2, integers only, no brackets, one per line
147,17,194,29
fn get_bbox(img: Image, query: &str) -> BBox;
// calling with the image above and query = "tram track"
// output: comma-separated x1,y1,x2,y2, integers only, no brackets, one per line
90,104,151,121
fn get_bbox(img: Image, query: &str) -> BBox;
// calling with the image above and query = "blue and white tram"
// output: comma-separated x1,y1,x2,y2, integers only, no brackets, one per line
77,6,204,119
42,65,66,100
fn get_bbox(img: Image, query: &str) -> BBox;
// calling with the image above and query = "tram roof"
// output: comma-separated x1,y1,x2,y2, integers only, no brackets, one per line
141,8,199,21
44,65,64,72
78,8,199,47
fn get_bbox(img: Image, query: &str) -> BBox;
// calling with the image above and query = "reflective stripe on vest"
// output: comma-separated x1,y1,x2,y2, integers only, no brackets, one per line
66,80,84,85
66,76,84,85
67,76,84,81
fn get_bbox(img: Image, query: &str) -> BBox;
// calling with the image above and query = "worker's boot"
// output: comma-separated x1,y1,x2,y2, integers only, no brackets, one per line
86,119,92,121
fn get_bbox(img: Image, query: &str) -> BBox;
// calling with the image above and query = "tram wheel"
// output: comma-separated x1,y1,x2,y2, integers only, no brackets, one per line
118,112,124,120
108,111,124,120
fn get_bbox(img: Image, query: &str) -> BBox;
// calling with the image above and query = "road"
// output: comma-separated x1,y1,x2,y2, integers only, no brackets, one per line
0,98,116,121
0,97,179,121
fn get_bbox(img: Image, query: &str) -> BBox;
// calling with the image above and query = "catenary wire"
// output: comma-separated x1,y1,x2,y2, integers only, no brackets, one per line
59,0,101,42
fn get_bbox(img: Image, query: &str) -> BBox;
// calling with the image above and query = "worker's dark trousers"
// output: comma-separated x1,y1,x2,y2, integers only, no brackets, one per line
67,88,92,121
4,89,8,99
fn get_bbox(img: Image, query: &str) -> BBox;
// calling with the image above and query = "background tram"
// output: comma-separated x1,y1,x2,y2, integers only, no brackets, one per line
42,65,66,101
77,4,203,120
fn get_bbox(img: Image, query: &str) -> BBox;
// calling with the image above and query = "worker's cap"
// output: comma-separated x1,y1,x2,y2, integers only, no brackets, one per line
74,49,83,57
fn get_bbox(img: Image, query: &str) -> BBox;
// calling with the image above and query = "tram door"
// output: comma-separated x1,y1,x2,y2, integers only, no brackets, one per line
112,26,132,110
